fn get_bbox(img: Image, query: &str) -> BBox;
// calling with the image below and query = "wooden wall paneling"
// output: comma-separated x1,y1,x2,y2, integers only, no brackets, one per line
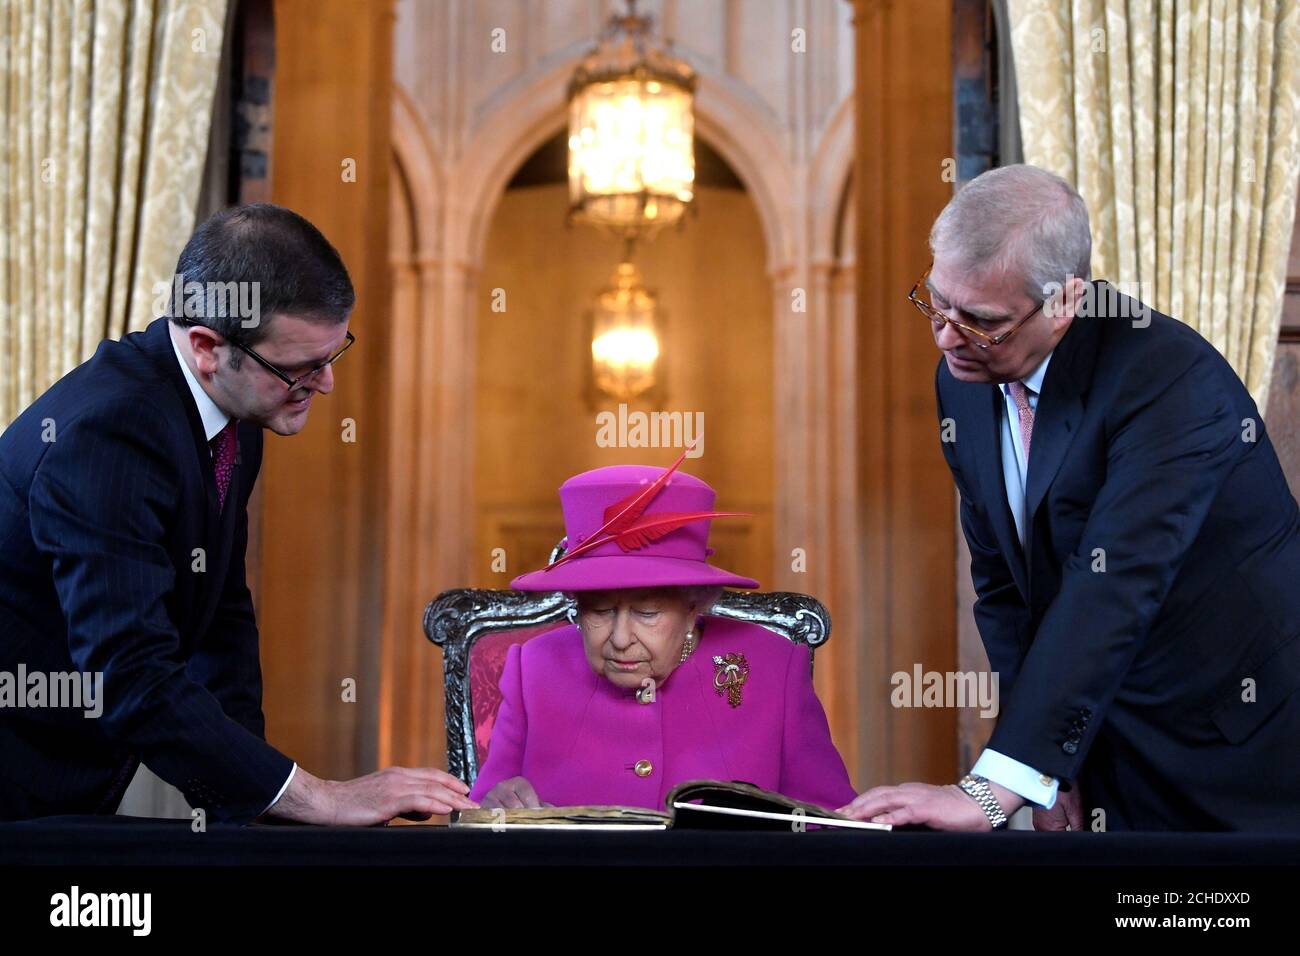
258,0,395,780
852,0,958,788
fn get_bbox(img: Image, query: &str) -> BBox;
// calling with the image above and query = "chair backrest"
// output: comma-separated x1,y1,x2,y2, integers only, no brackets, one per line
424,587,832,787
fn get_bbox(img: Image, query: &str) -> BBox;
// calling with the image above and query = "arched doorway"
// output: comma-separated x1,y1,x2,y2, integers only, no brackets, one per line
471,132,775,591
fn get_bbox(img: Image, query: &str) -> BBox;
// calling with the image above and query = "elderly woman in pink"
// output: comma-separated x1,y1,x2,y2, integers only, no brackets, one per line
469,452,856,812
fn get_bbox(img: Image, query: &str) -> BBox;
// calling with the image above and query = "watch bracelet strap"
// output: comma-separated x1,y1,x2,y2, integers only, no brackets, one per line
959,774,1009,829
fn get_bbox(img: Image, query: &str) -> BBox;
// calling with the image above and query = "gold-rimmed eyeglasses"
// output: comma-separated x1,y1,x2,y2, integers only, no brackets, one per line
908,263,1042,349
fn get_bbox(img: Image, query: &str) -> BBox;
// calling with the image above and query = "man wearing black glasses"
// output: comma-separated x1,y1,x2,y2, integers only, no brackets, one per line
0,204,477,825
840,164,1300,832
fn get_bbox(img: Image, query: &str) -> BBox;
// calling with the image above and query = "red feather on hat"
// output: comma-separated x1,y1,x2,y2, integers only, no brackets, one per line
611,511,750,551
547,511,748,567
597,440,696,533
546,440,745,572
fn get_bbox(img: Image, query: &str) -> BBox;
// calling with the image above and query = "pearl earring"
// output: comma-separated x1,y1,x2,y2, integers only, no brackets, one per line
679,628,697,664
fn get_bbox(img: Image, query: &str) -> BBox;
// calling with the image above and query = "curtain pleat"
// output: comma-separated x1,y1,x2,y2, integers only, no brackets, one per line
1007,0,1300,412
0,0,228,426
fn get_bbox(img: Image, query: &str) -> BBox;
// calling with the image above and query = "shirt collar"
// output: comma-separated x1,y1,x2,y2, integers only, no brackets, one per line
171,330,231,442
1003,349,1054,399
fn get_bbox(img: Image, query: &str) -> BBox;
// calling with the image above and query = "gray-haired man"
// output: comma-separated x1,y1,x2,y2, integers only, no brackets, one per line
841,165,1300,831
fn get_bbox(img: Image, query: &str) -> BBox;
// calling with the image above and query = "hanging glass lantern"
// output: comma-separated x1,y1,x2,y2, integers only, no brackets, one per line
591,261,661,401
567,0,696,239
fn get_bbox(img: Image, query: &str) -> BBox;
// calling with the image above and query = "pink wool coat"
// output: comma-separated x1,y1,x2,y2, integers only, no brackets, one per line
469,615,856,811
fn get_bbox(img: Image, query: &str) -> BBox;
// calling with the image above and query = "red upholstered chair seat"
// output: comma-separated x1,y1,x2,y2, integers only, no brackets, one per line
468,622,565,766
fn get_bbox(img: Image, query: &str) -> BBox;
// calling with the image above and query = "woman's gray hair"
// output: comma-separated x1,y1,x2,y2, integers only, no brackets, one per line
928,164,1093,303
676,585,725,615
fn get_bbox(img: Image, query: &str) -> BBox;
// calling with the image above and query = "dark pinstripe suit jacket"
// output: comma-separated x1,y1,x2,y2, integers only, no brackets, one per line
0,318,292,822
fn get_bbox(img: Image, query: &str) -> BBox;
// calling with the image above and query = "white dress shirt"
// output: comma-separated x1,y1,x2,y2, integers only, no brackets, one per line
971,350,1059,810
171,332,230,442
170,331,297,814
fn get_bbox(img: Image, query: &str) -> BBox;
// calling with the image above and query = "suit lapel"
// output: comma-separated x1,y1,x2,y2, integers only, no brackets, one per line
973,381,1030,598
134,319,224,521
1024,379,1083,526
132,318,234,621
1023,290,1105,561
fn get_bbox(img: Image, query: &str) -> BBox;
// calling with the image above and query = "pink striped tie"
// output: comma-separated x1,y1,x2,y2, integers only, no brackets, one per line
1008,380,1034,460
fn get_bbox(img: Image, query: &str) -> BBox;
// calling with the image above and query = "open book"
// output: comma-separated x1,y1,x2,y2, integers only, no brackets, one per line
450,779,891,831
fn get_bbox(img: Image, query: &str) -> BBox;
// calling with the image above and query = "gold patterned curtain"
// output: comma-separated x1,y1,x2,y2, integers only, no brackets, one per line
1007,0,1300,411
1,0,228,426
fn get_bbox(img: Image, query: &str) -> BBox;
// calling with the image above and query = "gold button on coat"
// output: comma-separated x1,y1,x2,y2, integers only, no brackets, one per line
634,759,653,777
1039,774,1054,787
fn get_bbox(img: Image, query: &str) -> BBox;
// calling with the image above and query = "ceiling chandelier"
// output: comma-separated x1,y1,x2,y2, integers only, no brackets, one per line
566,0,696,240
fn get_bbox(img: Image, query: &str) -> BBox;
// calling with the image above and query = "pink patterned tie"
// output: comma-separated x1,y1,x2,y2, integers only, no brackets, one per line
1007,381,1034,460
210,421,237,512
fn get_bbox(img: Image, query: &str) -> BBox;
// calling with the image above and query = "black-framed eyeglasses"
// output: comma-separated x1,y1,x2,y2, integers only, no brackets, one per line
909,263,1042,349
177,320,355,389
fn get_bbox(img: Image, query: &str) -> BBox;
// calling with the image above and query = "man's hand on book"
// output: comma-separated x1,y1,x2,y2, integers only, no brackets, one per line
480,776,553,810
270,766,478,825
836,781,1023,830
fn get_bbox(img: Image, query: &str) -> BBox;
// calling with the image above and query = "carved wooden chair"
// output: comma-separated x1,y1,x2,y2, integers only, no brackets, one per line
424,545,832,788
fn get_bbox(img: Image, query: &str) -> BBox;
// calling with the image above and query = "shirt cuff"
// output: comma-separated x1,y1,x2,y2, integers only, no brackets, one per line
262,763,297,815
972,749,1058,809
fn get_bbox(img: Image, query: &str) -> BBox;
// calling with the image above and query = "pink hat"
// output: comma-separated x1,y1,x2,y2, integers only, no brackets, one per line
511,449,759,592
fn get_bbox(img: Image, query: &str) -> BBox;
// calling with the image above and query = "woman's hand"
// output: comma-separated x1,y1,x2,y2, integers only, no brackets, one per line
480,776,545,810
